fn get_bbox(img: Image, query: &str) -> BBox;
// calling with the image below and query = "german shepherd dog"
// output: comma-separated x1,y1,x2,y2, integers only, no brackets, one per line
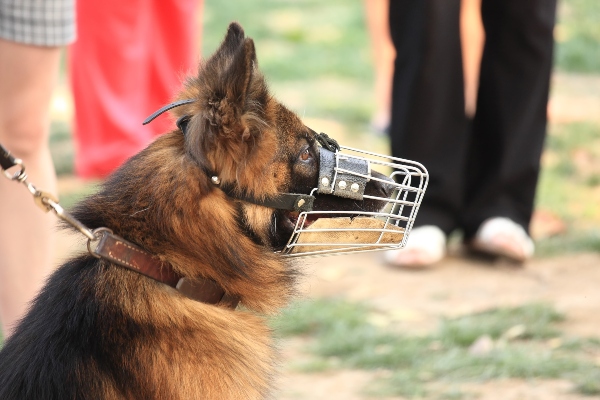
0,23,392,399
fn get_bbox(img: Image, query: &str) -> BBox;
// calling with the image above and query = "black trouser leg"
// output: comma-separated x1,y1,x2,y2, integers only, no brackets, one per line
389,0,466,235
461,0,558,239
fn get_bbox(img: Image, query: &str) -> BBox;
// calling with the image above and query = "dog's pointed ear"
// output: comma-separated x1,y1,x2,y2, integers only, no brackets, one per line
218,22,247,60
215,36,257,123
196,22,261,141
180,22,274,185
225,38,256,113
201,21,256,110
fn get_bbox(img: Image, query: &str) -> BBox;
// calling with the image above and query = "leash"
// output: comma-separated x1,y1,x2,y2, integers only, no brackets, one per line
0,143,237,308
1,143,93,239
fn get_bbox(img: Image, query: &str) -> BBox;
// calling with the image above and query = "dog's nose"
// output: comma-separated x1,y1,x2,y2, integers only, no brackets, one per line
370,170,395,198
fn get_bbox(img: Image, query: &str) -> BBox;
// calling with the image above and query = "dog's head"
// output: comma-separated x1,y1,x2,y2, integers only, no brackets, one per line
166,22,399,254
71,22,426,311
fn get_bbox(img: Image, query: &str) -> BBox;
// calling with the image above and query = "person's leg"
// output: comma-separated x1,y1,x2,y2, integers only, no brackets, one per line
386,0,465,267
0,39,60,338
70,0,154,179
389,0,466,236
461,0,558,241
145,0,201,137
388,0,426,162
364,0,395,134
460,0,484,118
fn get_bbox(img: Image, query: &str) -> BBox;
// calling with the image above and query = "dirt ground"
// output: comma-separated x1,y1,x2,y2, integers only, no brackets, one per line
274,249,600,400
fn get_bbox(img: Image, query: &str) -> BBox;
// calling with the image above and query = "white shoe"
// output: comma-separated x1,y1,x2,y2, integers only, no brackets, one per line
469,217,534,263
384,225,447,268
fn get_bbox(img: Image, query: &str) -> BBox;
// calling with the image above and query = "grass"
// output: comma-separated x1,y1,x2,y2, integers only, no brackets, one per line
272,298,600,398
203,0,376,136
555,0,600,73
535,121,600,254
437,304,565,346
203,1,372,80
536,231,600,257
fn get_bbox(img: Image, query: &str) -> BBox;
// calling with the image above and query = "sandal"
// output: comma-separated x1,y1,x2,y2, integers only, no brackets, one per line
468,217,534,263
384,225,447,268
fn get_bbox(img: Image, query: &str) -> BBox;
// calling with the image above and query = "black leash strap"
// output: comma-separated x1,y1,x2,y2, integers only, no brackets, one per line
0,142,18,171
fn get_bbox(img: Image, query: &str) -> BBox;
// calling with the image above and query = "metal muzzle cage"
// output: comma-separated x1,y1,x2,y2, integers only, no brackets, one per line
283,145,428,257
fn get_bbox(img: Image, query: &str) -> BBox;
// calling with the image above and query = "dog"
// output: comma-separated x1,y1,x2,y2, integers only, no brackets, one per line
0,22,394,399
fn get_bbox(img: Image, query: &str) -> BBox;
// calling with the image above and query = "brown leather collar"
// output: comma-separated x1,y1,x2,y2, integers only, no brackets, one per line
92,230,239,309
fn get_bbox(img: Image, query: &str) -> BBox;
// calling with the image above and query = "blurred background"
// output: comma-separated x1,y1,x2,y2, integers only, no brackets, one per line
42,0,600,398
51,0,600,252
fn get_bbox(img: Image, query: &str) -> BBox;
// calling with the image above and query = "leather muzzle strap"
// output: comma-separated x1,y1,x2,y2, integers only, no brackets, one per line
93,231,238,308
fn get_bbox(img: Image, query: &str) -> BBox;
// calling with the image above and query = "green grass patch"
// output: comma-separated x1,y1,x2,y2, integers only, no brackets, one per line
536,121,600,253
545,122,600,154
203,0,375,129
203,1,371,81
536,229,600,257
556,0,600,73
273,298,600,398
438,304,564,347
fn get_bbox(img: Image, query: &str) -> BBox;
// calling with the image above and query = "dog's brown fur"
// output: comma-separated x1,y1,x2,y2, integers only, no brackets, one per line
0,23,391,399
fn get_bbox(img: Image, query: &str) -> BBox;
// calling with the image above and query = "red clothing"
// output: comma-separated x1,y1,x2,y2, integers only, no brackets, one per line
70,0,200,178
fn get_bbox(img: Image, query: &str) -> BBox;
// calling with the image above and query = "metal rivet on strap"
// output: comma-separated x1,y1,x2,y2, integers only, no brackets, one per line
350,183,360,192
338,181,347,190
211,176,221,185
321,177,330,187
297,199,305,208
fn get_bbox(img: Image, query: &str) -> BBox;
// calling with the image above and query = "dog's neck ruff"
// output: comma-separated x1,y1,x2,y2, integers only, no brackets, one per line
91,229,239,308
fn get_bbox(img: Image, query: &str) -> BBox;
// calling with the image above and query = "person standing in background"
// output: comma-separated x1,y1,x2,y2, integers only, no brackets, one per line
0,0,75,338
384,0,558,268
70,0,203,179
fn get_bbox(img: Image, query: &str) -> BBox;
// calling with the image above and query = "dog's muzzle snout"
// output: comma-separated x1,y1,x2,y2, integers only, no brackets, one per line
284,137,429,258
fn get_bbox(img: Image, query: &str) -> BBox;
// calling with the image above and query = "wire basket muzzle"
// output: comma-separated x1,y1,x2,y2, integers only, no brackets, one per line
283,146,429,257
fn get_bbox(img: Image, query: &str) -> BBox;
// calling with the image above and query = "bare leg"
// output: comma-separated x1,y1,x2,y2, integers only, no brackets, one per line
364,0,396,133
0,38,60,338
460,0,484,117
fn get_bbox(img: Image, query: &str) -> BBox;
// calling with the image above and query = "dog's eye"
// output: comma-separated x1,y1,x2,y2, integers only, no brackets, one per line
299,148,311,162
